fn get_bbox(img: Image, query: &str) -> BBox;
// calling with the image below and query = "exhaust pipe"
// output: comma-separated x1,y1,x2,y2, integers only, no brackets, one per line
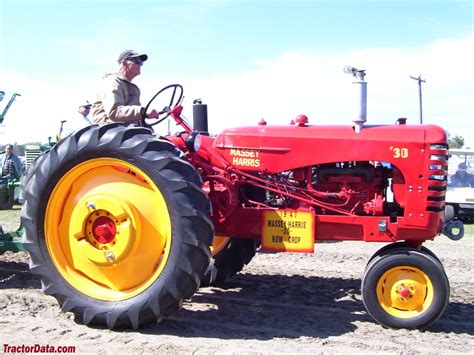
344,66,367,133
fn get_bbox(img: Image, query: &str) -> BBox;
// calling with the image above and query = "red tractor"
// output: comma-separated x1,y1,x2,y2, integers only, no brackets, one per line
21,71,462,330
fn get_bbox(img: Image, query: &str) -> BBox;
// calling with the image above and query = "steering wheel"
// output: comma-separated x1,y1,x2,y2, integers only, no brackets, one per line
142,84,184,127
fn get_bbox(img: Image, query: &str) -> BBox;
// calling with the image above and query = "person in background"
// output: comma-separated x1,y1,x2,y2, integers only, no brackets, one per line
78,101,93,125
60,101,93,138
0,144,23,179
92,49,159,124
450,162,474,187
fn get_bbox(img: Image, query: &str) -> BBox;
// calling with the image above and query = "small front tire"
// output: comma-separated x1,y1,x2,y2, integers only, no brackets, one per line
362,248,449,329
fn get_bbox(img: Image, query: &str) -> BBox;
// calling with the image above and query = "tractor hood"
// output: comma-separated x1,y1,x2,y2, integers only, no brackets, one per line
213,123,447,173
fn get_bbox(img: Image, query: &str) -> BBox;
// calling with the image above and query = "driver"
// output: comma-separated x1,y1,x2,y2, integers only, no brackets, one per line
92,49,159,124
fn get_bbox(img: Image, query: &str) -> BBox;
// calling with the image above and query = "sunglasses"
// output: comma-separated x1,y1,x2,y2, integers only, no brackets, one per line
128,58,144,66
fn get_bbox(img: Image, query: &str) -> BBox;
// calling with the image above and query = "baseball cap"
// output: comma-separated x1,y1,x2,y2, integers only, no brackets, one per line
117,50,148,64
79,100,92,108
458,163,467,170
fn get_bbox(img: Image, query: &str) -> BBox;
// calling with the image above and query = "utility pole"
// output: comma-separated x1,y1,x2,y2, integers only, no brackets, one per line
410,75,426,124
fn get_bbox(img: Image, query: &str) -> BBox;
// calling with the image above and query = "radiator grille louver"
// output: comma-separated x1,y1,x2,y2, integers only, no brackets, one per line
426,144,449,212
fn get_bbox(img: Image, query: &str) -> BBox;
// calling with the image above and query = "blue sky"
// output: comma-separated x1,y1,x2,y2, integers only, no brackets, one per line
1,0,473,146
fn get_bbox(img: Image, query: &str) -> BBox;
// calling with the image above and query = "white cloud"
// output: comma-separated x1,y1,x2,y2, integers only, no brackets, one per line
2,34,473,148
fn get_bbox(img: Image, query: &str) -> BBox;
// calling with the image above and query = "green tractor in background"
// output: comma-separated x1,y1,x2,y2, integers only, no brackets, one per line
0,90,25,251
0,143,46,253
0,176,19,210
0,142,55,253
0,142,53,253
1,91,66,212
0,91,22,210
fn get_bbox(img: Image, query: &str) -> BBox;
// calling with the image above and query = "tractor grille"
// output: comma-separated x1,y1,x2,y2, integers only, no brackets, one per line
426,144,448,212
24,145,43,169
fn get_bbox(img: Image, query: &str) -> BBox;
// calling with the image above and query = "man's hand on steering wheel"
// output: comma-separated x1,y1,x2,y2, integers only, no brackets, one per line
145,109,160,119
142,84,183,127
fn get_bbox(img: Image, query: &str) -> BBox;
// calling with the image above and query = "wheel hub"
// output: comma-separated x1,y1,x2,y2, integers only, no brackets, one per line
396,283,414,299
68,194,140,266
92,216,117,244
379,267,431,313
391,278,424,309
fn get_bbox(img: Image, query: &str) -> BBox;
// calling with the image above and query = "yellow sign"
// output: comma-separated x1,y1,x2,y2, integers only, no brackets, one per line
261,210,315,253
229,148,261,167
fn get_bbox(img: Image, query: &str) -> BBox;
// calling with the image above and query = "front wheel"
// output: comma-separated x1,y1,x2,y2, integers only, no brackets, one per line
366,241,443,270
21,123,213,329
362,248,449,329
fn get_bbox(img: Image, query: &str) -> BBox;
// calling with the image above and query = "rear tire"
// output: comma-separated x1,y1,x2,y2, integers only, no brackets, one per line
362,248,449,329
201,237,257,286
19,150,49,204
21,123,213,329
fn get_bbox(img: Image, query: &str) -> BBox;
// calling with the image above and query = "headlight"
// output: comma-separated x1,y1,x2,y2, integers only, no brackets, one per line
185,132,202,153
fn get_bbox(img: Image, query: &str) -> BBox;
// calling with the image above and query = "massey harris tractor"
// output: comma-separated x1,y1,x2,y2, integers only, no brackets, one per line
21,69,463,331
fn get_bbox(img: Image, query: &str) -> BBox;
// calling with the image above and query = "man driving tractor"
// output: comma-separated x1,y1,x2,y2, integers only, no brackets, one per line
92,49,160,124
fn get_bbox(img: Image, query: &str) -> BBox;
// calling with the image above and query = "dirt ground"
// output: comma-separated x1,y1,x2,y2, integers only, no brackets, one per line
1,208,473,354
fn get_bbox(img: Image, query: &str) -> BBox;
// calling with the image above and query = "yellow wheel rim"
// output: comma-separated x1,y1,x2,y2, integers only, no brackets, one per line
45,158,172,301
210,235,230,256
376,266,433,318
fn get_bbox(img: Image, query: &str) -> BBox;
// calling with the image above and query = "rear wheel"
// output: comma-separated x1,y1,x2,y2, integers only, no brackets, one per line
201,236,257,286
21,123,213,329
362,248,449,329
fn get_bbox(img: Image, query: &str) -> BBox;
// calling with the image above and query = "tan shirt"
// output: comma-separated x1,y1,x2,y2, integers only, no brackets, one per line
92,73,144,124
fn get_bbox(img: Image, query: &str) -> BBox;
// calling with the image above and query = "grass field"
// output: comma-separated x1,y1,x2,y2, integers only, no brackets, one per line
1,204,473,236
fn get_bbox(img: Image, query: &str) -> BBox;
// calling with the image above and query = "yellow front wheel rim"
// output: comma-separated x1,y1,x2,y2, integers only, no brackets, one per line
45,158,172,301
377,266,433,318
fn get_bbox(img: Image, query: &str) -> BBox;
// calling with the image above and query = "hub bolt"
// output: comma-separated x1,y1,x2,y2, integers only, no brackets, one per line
105,251,116,262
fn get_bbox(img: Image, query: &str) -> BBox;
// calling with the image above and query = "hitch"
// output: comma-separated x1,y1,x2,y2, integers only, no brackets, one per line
442,205,464,240
442,219,464,241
